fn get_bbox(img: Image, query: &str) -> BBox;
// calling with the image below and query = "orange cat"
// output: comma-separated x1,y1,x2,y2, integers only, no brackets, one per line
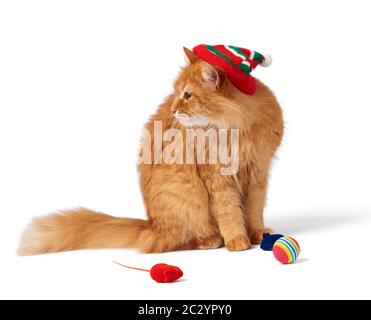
18,48,283,255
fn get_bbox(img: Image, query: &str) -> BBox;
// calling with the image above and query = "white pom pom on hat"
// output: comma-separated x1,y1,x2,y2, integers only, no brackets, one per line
260,54,272,67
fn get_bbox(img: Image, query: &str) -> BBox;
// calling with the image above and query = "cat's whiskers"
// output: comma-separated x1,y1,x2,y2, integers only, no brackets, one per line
185,118,191,129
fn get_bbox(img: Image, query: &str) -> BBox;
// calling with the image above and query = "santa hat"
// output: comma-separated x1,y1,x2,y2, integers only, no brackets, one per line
192,44,272,95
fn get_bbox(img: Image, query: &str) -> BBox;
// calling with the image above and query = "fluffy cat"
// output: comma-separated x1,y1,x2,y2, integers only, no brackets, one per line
18,48,283,255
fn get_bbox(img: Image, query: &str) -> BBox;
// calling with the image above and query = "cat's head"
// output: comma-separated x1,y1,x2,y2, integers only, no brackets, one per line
171,47,245,128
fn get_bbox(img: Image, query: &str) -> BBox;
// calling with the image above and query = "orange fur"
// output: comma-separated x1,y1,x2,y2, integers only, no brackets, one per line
18,48,283,255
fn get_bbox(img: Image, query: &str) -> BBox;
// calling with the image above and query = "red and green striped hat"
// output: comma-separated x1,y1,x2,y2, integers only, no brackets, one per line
193,44,272,95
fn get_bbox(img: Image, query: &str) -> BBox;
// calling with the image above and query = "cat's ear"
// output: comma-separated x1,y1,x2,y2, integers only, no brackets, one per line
183,47,198,66
201,62,223,89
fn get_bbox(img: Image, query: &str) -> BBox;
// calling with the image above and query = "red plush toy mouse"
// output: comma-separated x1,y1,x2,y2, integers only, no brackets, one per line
114,261,183,283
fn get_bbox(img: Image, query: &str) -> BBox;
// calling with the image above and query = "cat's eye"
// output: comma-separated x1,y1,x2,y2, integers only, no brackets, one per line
183,91,192,100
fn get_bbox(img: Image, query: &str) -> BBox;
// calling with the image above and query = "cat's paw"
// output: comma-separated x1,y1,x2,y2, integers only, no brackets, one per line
226,234,251,251
249,228,274,244
197,236,224,250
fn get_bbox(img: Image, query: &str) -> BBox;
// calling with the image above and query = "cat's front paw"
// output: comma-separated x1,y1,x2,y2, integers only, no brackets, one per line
249,228,274,244
197,235,224,250
226,234,251,251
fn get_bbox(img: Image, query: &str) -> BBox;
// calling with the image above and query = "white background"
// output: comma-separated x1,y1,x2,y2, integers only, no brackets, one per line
1,0,370,300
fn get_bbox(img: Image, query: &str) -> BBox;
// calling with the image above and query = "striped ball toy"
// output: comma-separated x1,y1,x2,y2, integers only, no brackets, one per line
272,236,300,264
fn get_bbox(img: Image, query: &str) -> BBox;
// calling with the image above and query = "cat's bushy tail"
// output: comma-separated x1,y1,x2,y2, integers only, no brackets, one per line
17,208,159,255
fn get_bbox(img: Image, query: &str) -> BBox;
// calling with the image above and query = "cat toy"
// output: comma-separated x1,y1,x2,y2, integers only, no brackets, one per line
261,234,301,264
113,261,183,283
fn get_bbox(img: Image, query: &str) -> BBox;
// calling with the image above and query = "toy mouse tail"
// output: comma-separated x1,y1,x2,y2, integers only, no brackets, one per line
17,208,160,256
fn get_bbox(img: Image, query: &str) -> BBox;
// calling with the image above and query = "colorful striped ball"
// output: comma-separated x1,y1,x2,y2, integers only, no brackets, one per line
273,236,300,264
